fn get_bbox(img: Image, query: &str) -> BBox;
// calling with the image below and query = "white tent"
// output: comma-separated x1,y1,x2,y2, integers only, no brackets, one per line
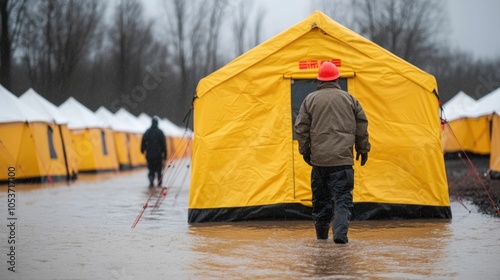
96,107,140,133
137,113,152,130
442,91,477,121
466,88,500,118
115,108,147,133
59,97,106,129
19,89,69,124
0,85,52,123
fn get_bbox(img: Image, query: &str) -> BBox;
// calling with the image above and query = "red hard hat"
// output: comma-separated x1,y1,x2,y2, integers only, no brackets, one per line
317,61,340,81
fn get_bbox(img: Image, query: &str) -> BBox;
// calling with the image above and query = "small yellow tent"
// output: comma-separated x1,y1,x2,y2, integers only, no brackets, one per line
442,118,491,154
444,88,500,157
0,86,70,183
189,11,451,223
114,109,147,168
19,89,78,180
59,98,119,173
96,107,146,170
441,91,491,154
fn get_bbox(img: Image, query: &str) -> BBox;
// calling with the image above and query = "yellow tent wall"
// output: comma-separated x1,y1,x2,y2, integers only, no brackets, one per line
491,114,500,173
129,133,146,167
442,117,491,154
108,131,145,170
189,11,450,223
166,136,191,161
0,122,73,182
112,131,132,169
70,128,119,172
59,123,78,178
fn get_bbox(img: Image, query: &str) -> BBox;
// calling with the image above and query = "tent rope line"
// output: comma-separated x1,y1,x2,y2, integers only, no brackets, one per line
152,127,192,211
456,196,472,213
152,159,188,212
172,144,191,206
444,119,500,217
131,186,157,229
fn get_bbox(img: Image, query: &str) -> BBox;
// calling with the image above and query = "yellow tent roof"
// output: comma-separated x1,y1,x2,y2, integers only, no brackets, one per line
197,10,437,97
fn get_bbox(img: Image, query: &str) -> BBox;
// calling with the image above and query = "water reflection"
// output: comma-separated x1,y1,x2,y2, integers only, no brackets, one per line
187,220,454,279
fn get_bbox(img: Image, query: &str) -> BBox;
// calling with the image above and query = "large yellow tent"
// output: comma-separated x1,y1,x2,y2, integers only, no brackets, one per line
59,97,119,173
188,11,451,223
0,86,70,183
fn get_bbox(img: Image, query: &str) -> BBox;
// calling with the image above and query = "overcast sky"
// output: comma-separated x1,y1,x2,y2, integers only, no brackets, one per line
143,0,500,60
251,0,500,60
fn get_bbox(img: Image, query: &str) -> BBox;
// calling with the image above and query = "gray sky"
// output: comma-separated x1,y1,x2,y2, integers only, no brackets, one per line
447,0,500,59
143,0,500,60
252,0,500,59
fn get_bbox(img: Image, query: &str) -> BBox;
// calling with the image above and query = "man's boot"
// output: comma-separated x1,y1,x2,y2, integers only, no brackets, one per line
315,224,330,240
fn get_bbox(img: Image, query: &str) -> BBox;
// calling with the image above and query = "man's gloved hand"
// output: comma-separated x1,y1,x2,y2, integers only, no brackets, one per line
356,152,368,166
303,154,312,166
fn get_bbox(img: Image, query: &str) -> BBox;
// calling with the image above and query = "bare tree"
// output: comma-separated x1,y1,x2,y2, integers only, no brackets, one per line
110,0,152,96
203,0,228,76
350,0,448,70
164,0,188,116
252,6,266,48
311,0,352,26
19,0,104,103
162,0,229,122
232,1,252,56
103,0,171,117
430,49,500,102
232,1,267,57
0,0,27,90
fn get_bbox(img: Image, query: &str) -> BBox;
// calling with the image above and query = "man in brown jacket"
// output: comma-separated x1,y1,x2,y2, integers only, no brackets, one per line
294,61,370,244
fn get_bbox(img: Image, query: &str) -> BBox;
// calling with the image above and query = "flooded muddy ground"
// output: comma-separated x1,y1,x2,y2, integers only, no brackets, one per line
446,155,500,216
0,158,499,280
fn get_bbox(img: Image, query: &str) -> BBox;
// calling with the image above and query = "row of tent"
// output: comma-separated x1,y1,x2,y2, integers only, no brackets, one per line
0,85,192,183
442,89,500,176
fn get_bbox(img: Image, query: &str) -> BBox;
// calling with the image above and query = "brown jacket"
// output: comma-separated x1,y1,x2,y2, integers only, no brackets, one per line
294,82,370,166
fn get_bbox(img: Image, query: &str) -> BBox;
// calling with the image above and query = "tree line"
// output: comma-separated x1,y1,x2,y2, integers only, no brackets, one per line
1,0,499,126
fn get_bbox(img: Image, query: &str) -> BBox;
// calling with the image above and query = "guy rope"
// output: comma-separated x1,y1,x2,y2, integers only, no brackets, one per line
442,115,500,217
131,105,194,228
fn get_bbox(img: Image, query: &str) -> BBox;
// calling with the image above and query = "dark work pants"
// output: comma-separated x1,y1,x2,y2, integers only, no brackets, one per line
311,165,354,241
147,158,163,186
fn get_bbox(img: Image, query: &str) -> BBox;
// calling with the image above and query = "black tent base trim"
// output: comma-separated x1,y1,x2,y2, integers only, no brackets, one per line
189,203,312,224
490,171,500,180
78,168,118,174
353,202,452,220
118,164,147,171
188,202,452,223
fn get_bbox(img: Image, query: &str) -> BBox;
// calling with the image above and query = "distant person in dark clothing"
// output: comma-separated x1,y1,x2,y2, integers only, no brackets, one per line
141,117,167,187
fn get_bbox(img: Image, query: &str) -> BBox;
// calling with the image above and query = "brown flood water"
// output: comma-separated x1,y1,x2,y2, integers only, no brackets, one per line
1,160,499,280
